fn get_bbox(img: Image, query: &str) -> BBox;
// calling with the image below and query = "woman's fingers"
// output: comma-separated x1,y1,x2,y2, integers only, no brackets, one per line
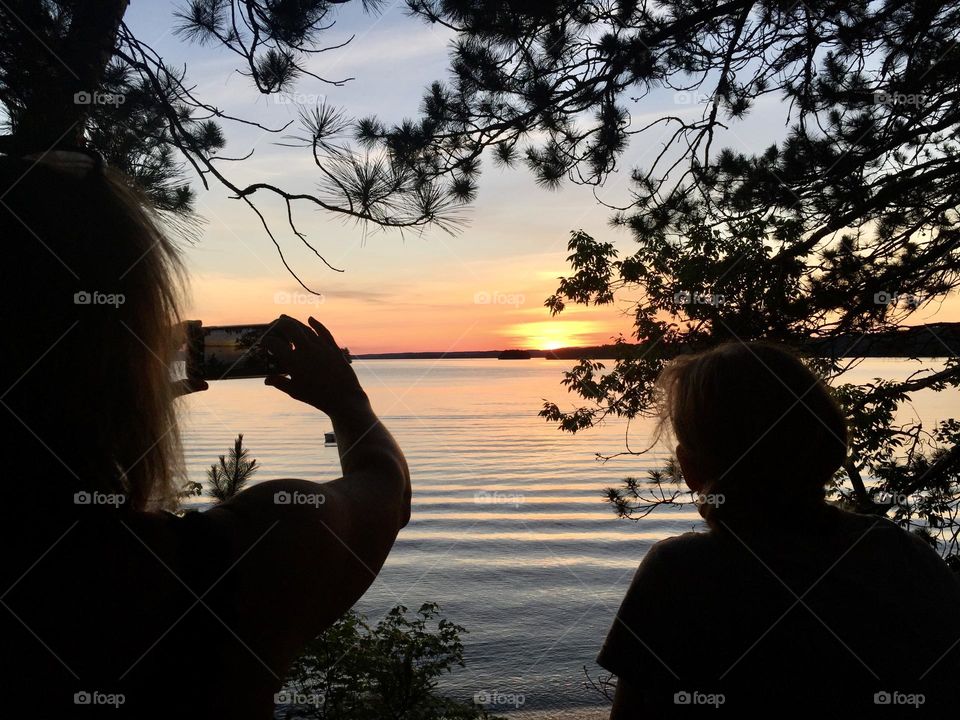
272,314,316,346
264,373,293,394
261,334,295,368
262,314,361,413
271,314,338,352
307,316,338,347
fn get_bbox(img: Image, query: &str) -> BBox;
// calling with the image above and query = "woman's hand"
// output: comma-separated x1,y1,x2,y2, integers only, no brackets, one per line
262,315,366,416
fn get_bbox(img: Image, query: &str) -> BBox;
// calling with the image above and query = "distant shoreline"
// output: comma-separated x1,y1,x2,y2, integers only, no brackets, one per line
352,322,960,360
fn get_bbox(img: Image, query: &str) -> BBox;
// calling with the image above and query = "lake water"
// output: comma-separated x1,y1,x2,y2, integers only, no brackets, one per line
177,357,953,714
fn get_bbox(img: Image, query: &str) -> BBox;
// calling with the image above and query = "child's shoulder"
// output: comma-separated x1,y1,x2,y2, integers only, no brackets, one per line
823,502,927,545
648,528,719,559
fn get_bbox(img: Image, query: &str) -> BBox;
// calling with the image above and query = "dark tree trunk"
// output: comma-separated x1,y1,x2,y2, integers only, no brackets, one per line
9,0,129,154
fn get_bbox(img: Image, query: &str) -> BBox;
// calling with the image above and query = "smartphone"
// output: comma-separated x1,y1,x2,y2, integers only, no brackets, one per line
171,320,204,383
179,321,283,380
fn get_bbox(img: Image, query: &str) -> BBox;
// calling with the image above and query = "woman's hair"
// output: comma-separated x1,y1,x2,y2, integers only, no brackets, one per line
654,341,849,525
1,154,186,511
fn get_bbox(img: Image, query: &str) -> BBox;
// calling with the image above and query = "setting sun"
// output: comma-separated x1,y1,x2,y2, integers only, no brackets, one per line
506,320,604,350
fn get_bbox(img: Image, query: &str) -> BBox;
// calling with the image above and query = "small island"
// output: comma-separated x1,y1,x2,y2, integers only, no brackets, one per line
497,349,532,360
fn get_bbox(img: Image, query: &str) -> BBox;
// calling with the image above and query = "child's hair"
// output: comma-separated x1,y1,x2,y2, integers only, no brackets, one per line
1,153,186,511
654,341,849,525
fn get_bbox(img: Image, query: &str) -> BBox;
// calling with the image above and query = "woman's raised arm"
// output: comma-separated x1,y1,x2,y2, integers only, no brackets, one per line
198,315,410,674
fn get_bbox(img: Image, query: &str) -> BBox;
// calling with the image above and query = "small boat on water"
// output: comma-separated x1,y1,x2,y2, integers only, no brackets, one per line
324,431,336,445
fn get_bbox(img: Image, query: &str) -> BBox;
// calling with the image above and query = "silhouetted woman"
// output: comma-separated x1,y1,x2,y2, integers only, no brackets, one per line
599,342,960,716
0,151,410,718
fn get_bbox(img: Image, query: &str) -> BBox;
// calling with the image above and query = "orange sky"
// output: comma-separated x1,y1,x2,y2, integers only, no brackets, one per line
184,265,960,355
124,3,960,355
184,266,635,354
